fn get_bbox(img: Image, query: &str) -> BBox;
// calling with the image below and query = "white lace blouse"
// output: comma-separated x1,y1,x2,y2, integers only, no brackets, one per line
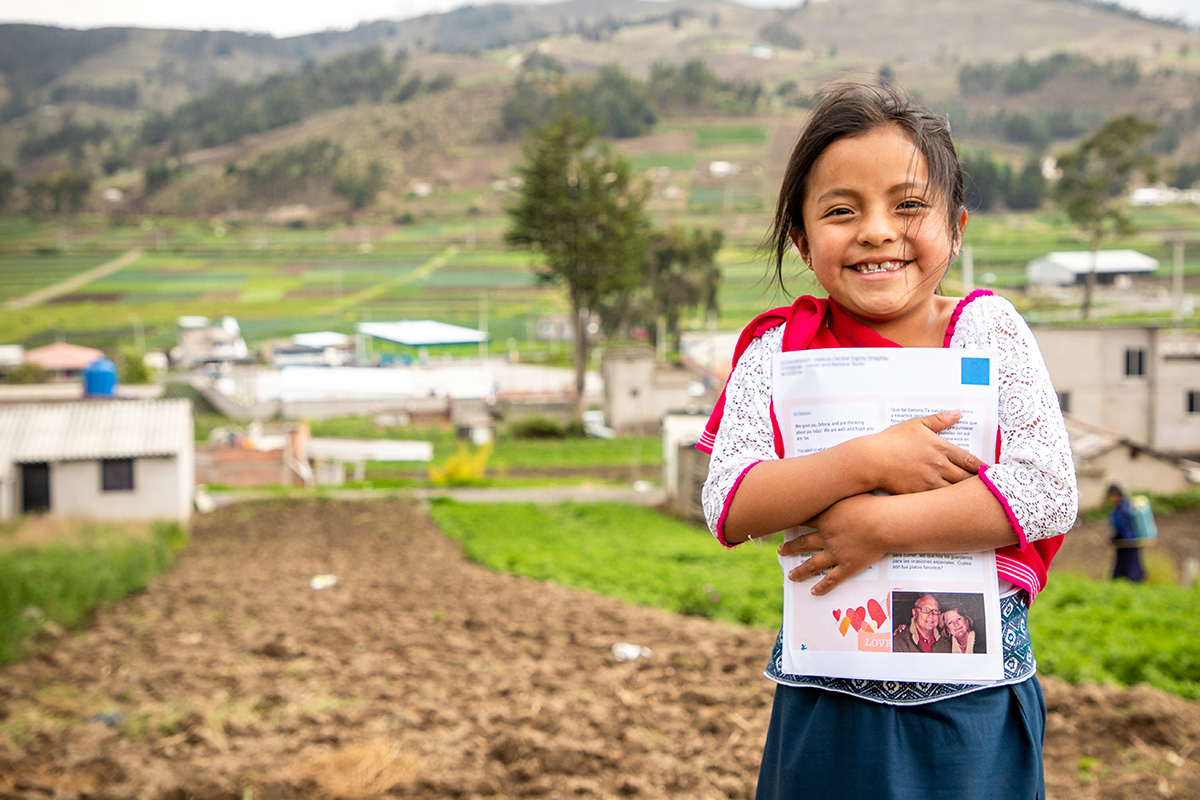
701,293,1078,549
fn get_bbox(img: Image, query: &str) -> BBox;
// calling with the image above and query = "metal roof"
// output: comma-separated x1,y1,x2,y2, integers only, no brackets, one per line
1028,250,1159,275
291,331,351,348
0,399,192,464
357,320,487,346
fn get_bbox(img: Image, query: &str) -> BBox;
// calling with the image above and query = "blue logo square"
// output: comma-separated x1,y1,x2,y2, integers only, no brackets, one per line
961,357,990,386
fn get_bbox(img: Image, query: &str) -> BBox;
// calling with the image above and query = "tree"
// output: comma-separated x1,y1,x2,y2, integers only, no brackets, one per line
600,226,723,353
0,164,14,210
505,102,650,419
1006,157,1047,210
1054,114,1158,318
573,64,657,139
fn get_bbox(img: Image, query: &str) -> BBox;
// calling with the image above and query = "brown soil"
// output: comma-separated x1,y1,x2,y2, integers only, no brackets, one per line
1,498,1198,799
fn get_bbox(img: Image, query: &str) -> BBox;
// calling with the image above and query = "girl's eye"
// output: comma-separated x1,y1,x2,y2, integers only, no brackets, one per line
824,207,853,218
899,199,928,211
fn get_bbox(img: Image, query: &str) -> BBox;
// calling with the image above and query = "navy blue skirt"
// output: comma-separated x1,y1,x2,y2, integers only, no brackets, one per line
755,676,1045,800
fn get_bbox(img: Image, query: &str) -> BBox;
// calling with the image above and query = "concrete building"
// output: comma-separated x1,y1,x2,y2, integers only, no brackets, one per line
601,347,706,434
0,399,194,522
173,316,249,368
1032,325,1200,458
662,412,711,520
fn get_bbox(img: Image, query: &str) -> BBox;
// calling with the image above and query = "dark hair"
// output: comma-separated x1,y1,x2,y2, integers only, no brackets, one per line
1107,483,1125,499
767,81,965,293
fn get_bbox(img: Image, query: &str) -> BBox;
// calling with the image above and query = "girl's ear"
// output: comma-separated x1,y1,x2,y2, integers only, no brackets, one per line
949,210,968,259
789,228,811,265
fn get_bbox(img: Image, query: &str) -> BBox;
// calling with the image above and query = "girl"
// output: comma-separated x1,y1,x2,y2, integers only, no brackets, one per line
699,83,1077,799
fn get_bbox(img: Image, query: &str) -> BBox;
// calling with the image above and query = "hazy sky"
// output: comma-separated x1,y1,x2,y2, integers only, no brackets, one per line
3,0,1198,38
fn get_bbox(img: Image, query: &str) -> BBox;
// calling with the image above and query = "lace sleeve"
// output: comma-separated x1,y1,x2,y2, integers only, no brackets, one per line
949,295,1078,544
701,326,784,546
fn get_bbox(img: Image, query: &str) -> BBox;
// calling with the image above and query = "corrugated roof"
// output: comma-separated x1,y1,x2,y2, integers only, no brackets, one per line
0,399,192,464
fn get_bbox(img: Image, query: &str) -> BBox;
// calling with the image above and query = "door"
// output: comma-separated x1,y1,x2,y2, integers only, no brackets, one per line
21,462,50,514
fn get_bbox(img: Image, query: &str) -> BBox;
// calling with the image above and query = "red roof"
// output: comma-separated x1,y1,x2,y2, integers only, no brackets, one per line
24,342,106,371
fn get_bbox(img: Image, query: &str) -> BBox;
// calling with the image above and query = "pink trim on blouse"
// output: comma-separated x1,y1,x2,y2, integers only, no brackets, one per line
715,461,761,548
943,289,994,347
978,464,1029,550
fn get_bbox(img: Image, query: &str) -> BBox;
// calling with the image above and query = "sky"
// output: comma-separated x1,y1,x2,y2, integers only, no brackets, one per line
2,0,1198,39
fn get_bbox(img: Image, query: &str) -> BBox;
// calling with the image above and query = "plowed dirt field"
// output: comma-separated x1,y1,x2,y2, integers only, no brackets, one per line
2,498,1198,799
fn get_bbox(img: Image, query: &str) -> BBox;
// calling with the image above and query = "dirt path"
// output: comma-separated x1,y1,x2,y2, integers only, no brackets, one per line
4,248,142,311
1,498,1198,799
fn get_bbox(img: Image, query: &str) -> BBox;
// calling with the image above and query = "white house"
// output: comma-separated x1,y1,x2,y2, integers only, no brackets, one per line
173,316,250,368
0,399,194,523
1026,250,1159,287
1032,325,1200,458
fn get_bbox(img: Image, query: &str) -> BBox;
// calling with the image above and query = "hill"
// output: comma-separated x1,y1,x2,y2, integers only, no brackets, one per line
0,0,1198,221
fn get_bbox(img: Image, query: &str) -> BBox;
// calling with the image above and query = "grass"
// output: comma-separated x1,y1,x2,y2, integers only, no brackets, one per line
427,499,1200,699
1031,575,1200,699
305,417,663,486
428,500,783,627
0,519,188,665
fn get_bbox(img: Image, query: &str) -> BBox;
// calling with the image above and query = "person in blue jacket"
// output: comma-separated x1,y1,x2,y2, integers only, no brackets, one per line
1107,484,1145,583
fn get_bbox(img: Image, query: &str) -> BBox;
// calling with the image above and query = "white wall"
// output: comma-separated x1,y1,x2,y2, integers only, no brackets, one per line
52,457,190,522
661,414,710,501
1035,327,1200,455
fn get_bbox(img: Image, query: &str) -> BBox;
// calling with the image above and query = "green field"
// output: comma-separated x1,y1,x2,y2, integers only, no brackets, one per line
2,199,1200,352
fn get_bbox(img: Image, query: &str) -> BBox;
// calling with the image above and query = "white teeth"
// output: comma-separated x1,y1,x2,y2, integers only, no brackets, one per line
854,261,905,274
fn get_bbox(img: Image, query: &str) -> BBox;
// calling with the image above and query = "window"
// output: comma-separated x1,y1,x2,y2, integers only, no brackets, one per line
1189,391,1200,415
101,459,134,492
1057,391,1071,414
1124,347,1146,378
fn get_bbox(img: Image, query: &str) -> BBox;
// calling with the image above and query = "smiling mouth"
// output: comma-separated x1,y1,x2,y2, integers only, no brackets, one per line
850,260,908,274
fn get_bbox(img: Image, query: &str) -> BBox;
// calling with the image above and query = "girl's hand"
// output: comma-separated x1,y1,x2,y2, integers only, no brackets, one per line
778,493,887,596
860,410,981,495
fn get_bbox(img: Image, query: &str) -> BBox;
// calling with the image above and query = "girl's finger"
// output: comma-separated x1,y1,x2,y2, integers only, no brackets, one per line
787,552,833,582
810,566,846,596
778,532,821,557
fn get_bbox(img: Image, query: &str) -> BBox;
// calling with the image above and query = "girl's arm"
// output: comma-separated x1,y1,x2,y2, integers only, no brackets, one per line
701,327,983,546
781,477,1016,595
722,409,982,544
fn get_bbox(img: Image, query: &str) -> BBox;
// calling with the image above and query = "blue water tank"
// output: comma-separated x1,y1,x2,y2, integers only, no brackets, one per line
83,357,118,397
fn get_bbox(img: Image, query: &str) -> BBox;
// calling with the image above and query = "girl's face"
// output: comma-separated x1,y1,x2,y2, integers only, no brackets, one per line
793,125,966,338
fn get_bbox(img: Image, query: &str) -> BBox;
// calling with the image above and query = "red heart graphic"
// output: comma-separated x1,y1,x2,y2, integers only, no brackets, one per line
832,609,841,621
868,599,887,627
848,607,866,632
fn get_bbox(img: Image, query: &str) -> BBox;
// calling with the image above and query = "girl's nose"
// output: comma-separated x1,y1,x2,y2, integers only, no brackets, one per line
857,207,899,246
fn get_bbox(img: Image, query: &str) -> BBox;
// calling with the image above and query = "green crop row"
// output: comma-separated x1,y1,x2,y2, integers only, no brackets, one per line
427,500,782,627
427,500,1200,699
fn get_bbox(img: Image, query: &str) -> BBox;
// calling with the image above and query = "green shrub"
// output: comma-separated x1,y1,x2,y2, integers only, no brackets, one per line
506,416,570,439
